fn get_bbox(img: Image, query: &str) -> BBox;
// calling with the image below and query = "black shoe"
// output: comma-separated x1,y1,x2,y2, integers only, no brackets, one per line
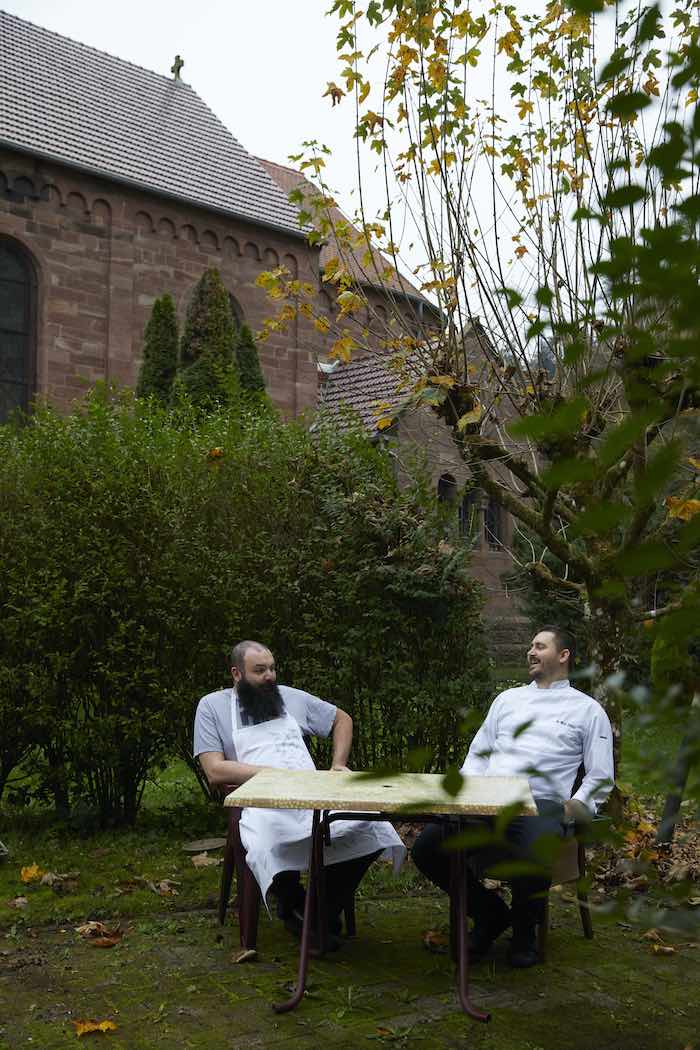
508,928,539,968
468,906,512,961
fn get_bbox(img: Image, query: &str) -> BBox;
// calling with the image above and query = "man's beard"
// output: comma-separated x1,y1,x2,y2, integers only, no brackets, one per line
237,676,285,724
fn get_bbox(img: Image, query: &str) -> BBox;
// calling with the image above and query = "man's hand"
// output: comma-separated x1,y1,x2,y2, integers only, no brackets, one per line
563,799,592,825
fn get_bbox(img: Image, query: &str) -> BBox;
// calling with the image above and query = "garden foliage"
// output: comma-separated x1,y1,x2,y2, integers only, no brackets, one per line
135,293,178,404
0,390,487,822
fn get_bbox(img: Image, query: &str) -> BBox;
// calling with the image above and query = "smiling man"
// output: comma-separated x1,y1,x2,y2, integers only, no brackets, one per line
412,625,614,968
194,640,405,943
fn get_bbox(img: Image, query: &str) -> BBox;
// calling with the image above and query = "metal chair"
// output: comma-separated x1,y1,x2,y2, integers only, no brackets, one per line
218,804,357,950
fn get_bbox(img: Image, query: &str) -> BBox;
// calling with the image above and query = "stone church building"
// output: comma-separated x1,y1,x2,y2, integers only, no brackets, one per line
0,10,522,641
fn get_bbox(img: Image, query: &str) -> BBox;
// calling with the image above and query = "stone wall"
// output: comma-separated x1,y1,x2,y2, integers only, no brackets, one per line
0,149,319,415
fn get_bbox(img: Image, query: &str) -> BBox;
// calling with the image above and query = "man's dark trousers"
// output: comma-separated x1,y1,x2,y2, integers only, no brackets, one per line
411,798,566,934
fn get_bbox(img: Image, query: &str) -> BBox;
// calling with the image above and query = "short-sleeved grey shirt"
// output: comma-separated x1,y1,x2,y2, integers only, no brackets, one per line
193,685,337,761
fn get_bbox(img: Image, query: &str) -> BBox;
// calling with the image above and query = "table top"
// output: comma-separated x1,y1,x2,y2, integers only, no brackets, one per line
224,769,537,816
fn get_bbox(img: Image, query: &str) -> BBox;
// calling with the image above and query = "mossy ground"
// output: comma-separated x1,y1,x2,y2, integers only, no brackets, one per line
1,725,698,1050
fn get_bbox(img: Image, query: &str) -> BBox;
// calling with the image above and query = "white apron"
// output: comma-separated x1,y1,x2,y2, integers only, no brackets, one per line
232,697,405,907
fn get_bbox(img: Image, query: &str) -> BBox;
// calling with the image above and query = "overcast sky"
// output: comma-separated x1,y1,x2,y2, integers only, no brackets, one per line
5,0,363,205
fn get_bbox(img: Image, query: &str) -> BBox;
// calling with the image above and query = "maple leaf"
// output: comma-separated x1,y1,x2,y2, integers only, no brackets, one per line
516,99,534,120
20,863,44,883
72,1019,118,1037
322,82,345,106
666,497,700,522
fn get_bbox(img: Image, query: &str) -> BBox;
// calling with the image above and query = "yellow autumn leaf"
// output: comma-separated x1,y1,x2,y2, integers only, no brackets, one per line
330,334,356,363
516,99,534,120
20,863,44,884
457,404,483,430
429,375,456,388
666,496,700,522
686,88,698,108
358,79,370,104
688,457,700,471
72,1019,118,1037
376,417,395,430
313,316,330,334
514,245,528,258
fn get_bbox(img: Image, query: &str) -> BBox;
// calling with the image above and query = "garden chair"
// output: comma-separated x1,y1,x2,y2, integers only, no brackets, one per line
535,765,607,960
218,802,357,951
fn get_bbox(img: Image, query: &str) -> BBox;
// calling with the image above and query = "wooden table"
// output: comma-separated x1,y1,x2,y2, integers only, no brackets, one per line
225,769,536,1019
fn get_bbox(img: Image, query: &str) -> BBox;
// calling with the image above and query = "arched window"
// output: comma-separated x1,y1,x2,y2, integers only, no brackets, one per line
0,238,36,423
459,488,480,541
437,473,457,503
484,496,504,550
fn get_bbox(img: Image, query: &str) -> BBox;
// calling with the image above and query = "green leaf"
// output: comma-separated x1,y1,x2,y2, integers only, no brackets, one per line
604,185,646,208
499,287,523,309
638,4,661,43
615,542,677,576
570,502,632,537
607,91,652,117
597,408,659,469
535,285,554,307
442,766,463,798
541,457,598,489
508,397,588,441
634,440,682,503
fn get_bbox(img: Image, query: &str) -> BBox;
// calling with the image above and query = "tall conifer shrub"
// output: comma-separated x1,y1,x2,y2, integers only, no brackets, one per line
135,294,178,404
234,324,266,394
177,268,239,407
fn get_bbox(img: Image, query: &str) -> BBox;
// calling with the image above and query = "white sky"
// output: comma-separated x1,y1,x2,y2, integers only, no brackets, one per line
5,0,363,204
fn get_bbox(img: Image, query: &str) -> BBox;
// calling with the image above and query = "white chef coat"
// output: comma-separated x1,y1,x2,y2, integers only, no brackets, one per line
461,679,614,815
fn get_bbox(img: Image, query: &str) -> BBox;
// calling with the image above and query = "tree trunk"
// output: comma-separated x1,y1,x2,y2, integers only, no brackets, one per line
585,597,628,823
656,692,699,846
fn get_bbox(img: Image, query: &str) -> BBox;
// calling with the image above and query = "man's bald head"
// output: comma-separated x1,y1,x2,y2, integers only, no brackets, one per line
230,640,272,673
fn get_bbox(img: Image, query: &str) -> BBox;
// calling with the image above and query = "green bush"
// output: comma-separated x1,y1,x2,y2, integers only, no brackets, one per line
178,268,239,407
0,392,487,822
135,294,178,404
234,324,266,394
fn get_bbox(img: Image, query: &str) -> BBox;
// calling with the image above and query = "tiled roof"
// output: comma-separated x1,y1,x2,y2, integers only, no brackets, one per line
258,156,429,300
317,355,403,430
0,10,303,236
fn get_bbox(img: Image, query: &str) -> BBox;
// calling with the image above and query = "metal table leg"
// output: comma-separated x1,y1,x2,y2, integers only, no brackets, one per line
273,809,323,1014
450,825,491,1022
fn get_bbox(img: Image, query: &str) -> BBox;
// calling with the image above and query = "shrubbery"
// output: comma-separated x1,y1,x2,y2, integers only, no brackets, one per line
0,389,488,824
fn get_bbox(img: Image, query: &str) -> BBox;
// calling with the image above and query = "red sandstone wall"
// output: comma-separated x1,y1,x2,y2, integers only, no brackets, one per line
0,149,319,415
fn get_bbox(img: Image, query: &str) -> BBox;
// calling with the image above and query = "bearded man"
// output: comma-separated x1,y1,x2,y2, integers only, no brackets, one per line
412,625,614,968
193,640,405,941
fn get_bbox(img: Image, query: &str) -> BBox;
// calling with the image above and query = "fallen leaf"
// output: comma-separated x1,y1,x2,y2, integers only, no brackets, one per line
191,852,220,868
422,929,449,953
233,948,257,964
149,879,180,897
651,943,676,956
113,880,141,896
72,1019,118,1037
641,929,663,943
75,922,122,947
7,896,29,909
20,863,44,884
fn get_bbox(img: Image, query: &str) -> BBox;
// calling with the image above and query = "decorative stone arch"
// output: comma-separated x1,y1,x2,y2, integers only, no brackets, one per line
135,210,155,235
228,292,245,329
223,236,240,258
66,190,88,215
201,229,219,251
91,198,112,226
157,217,176,239
263,247,279,268
0,236,38,422
243,241,260,261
